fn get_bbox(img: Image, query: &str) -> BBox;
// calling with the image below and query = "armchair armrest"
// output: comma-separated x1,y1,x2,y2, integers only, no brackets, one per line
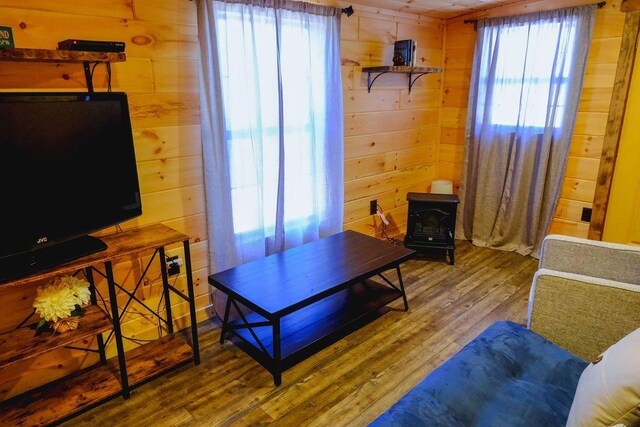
527,269,640,361
539,235,640,285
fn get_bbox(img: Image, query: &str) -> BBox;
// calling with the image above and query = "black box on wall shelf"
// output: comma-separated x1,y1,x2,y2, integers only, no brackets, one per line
58,39,125,52
393,39,415,67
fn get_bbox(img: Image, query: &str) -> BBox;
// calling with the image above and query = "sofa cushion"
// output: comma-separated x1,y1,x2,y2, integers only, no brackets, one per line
566,326,640,427
369,321,588,427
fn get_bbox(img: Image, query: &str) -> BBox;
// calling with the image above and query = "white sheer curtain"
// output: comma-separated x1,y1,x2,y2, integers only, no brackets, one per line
457,5,595,258
198,0,344,311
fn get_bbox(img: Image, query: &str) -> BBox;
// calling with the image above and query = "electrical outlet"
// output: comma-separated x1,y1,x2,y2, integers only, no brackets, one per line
581,207,592,222
166,255,182,276
370,199,377,215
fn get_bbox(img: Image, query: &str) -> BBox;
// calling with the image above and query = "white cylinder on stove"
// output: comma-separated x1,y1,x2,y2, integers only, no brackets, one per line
431,179,453,194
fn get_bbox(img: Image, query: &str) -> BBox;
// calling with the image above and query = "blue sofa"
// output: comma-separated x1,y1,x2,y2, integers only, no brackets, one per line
370,235,640,427
369,321,587,426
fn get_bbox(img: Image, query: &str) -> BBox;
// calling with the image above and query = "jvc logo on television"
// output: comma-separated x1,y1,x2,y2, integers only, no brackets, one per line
36,237,48,244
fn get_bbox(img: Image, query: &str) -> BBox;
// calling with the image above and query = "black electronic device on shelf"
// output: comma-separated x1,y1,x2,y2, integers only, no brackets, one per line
393,39,415,66
58,39,125,52
0,92,142,283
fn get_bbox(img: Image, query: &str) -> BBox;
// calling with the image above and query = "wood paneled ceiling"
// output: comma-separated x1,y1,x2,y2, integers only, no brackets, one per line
349,0,541,19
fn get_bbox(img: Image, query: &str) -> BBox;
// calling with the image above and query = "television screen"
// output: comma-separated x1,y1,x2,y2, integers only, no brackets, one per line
0,92,142,282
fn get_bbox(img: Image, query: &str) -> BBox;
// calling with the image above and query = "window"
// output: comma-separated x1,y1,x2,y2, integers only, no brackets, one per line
458,5,595,257
479,17,579,129
214,3,337,236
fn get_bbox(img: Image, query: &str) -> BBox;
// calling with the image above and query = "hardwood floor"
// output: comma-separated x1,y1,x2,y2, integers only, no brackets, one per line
63,240,539,427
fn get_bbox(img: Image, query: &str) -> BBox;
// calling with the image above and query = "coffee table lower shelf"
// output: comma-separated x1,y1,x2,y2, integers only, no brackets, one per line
223,279,403,384
0,334,193,426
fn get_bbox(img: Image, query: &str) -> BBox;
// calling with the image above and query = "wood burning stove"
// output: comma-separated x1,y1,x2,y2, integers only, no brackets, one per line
404,192,460,265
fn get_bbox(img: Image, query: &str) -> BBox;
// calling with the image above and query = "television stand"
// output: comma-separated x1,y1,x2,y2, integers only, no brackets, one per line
0,235,107,284
0,224,200,426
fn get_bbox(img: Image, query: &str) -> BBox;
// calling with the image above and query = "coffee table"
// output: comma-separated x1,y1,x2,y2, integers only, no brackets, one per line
208,230,415,385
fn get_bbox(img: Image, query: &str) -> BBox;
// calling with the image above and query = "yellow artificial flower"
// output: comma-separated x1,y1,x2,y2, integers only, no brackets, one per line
33,282,77,322
32,275,92,323
64,276,91,306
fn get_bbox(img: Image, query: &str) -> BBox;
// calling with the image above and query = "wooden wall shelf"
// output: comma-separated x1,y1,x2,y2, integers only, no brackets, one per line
0,48,126,63
0,47,126,92
362,65,443,93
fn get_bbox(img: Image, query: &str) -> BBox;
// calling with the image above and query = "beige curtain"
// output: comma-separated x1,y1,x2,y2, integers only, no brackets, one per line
457,5,596,258
197,0,344,317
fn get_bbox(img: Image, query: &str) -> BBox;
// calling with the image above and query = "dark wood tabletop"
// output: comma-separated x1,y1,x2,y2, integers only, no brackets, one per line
208,230,415,318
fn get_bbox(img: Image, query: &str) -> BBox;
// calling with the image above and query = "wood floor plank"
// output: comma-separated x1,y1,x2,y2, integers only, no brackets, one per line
59,240,538,427
323,341,463,427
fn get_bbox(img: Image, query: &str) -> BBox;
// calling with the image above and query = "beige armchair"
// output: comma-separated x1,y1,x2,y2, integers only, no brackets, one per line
527,234,640,361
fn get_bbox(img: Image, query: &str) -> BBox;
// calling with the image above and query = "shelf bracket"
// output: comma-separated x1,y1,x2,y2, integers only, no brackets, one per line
364,67,441,94
367,70,390,93
408,72,431,94
83,61,94,93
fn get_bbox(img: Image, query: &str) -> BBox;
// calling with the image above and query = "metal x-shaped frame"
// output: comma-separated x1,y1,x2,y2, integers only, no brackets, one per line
86,240,200,398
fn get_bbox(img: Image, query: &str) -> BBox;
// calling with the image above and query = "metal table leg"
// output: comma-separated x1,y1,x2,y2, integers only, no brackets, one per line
396,266,409,311
273,318,282,386
220,296,232,344
183,240,200,365
105,261,130,398
85,267,107,364
159,247,174,334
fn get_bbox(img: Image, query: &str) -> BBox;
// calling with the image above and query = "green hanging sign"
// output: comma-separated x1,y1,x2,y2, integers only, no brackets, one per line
0,26,14,49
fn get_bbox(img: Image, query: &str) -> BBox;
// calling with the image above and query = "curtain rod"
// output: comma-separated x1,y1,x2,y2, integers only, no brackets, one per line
463,1,606,24
342,5,354,16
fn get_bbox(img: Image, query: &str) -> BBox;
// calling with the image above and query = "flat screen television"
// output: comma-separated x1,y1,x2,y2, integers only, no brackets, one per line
0,92,142,283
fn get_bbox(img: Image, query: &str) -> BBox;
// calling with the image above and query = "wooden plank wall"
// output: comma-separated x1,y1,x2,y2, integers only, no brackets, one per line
0,0,209,400
440,1,625,238
340,5,444,238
